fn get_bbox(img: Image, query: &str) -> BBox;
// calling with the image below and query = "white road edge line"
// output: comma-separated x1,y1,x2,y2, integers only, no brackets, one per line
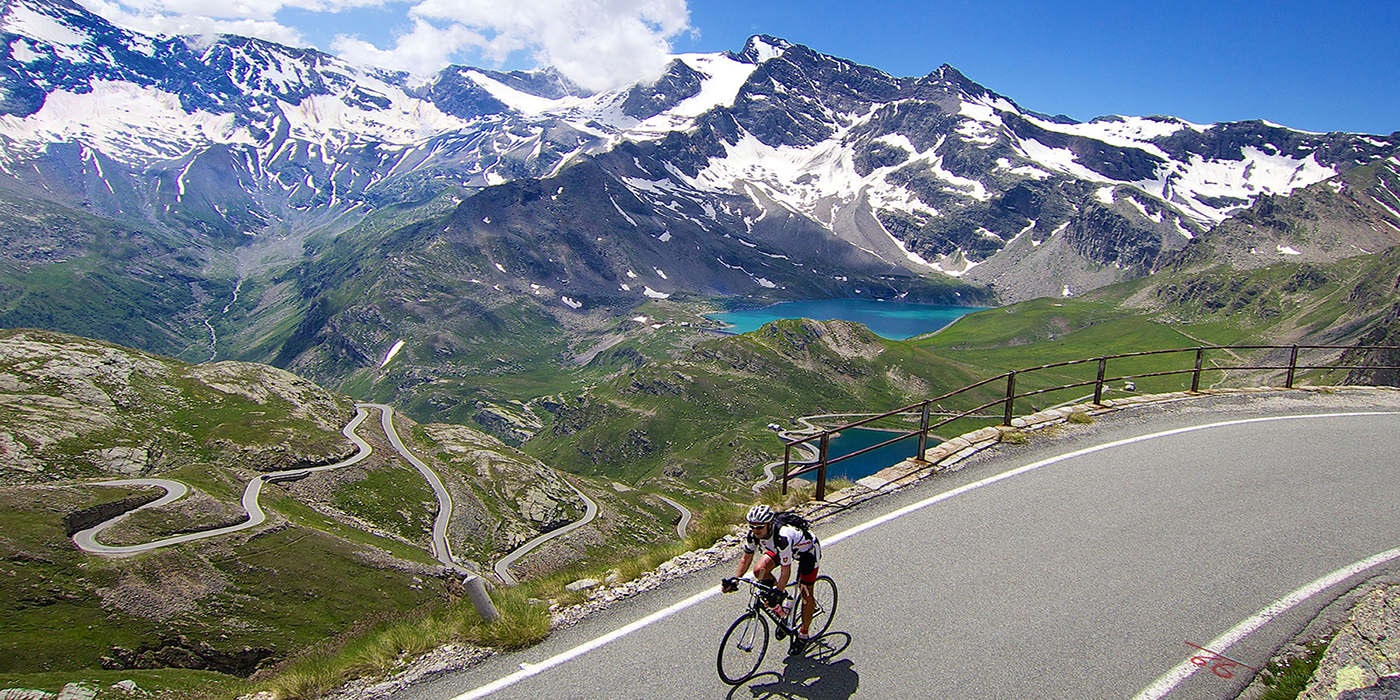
1134,545,1400,700
449,411,1399,700
454,587,722,700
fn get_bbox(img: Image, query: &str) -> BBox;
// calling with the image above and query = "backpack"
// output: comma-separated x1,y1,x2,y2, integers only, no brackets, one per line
774,511,811,535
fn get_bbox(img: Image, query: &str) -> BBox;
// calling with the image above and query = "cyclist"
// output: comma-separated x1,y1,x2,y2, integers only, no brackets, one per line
722,504,822,654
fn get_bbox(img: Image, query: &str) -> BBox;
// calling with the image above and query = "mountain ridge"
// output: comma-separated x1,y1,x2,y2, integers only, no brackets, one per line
4,0,1392,289
1,0,1397,427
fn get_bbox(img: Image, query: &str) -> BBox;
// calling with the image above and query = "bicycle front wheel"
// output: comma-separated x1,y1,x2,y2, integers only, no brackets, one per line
717,611,769,684
806,575,838,638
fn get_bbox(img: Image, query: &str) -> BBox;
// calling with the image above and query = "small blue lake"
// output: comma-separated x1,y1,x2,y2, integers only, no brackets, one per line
708,299,986,340
819,428,924,482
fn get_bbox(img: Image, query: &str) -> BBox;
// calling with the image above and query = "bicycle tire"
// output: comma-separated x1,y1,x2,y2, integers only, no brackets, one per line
787,575,838,638
717,610,769,684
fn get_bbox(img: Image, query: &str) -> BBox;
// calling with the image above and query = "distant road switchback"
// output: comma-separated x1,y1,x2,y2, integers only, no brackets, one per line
73,404,470,570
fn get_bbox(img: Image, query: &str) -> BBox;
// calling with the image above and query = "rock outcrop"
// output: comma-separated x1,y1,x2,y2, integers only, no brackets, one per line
0,329,355,483
1301,585,1400,700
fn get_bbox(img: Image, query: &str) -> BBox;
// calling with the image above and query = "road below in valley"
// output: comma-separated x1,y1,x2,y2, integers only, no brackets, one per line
654,493,691,538
72,406,375,555
494,477,599,585
361,402,465,572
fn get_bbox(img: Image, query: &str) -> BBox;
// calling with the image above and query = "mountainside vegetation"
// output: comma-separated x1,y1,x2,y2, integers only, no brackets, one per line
0,330,701,696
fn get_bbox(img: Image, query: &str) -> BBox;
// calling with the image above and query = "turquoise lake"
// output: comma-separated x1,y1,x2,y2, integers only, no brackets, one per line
798,428,925,483
708,299,986,340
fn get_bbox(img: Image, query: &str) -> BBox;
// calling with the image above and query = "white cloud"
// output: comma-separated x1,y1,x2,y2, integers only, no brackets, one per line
77,0,311,45
331,17,488,74
77,0,692,91
407,0,691,90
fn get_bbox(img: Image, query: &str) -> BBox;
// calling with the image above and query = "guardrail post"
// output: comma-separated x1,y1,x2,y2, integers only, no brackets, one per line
781,443,792,495
816,433,830,501
1003,371,1017,426
1093,357,1107,405
1191,347,1205,392
1286,345,1300,388
463,575,499,623
917,401,931,460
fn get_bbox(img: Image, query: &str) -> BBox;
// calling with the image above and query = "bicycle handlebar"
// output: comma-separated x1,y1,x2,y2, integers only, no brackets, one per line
724,576,773,590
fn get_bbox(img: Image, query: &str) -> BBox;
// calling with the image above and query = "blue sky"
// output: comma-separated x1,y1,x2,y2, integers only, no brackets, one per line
81,0,1399,135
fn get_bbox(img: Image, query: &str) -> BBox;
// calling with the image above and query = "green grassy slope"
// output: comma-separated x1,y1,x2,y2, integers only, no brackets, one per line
522,318,983,491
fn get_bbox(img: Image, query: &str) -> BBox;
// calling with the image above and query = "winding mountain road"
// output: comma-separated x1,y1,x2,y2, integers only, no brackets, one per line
384,391,1400,700
653,494,691,538
72,404,456,566
72,406,375,555
494,477,599,585
361,402,464,572
74,401,608,587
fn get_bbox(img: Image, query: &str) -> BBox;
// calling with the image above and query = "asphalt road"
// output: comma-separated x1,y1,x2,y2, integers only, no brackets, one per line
385,389,1400,700
362,402,463,572
71,401,603,586
71,406,374,555
495,475,599,585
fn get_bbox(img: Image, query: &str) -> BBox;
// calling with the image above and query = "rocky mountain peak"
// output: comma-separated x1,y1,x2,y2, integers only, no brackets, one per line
736,35,792,64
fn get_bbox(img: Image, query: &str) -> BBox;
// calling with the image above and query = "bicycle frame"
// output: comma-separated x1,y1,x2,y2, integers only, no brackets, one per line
733,578,796,628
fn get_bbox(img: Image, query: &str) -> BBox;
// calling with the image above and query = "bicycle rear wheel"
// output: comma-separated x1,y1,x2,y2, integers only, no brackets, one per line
717,611,769,684
799,575,838,638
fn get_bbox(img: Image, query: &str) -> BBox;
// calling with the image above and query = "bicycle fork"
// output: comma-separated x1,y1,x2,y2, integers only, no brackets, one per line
738,614,763,652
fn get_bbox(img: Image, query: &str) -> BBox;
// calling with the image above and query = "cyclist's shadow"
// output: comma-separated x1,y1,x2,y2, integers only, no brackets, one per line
728,633,858,700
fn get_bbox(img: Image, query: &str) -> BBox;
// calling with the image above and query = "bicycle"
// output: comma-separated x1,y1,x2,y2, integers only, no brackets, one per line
716,575,839,685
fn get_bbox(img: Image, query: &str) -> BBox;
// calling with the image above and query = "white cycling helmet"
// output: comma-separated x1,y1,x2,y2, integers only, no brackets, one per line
746,504,775,525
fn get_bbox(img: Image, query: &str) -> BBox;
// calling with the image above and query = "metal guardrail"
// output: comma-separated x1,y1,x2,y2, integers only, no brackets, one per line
780,344,1400,500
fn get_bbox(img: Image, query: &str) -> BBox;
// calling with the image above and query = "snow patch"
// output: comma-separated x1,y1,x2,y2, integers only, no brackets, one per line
746,36,788,63
630,53,759,139
379,340,406,369
996,157,1050,180
9,39,41,63
3,4,88,46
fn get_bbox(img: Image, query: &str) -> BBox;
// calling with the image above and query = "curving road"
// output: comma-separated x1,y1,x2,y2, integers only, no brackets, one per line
383,392,1400,700
74,399,609,587
494,477,598,585
72,407,375,555
653,494,691,538
361,402,464,572
73,404,462,568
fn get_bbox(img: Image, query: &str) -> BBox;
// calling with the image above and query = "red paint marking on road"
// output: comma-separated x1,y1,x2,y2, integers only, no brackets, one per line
1185,641,1258,679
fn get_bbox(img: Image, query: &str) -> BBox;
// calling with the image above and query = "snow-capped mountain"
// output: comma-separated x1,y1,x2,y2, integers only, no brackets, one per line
1,0,1397,305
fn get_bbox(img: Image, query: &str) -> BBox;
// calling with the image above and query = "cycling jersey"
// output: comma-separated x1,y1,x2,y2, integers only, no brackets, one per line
745,524,821,572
